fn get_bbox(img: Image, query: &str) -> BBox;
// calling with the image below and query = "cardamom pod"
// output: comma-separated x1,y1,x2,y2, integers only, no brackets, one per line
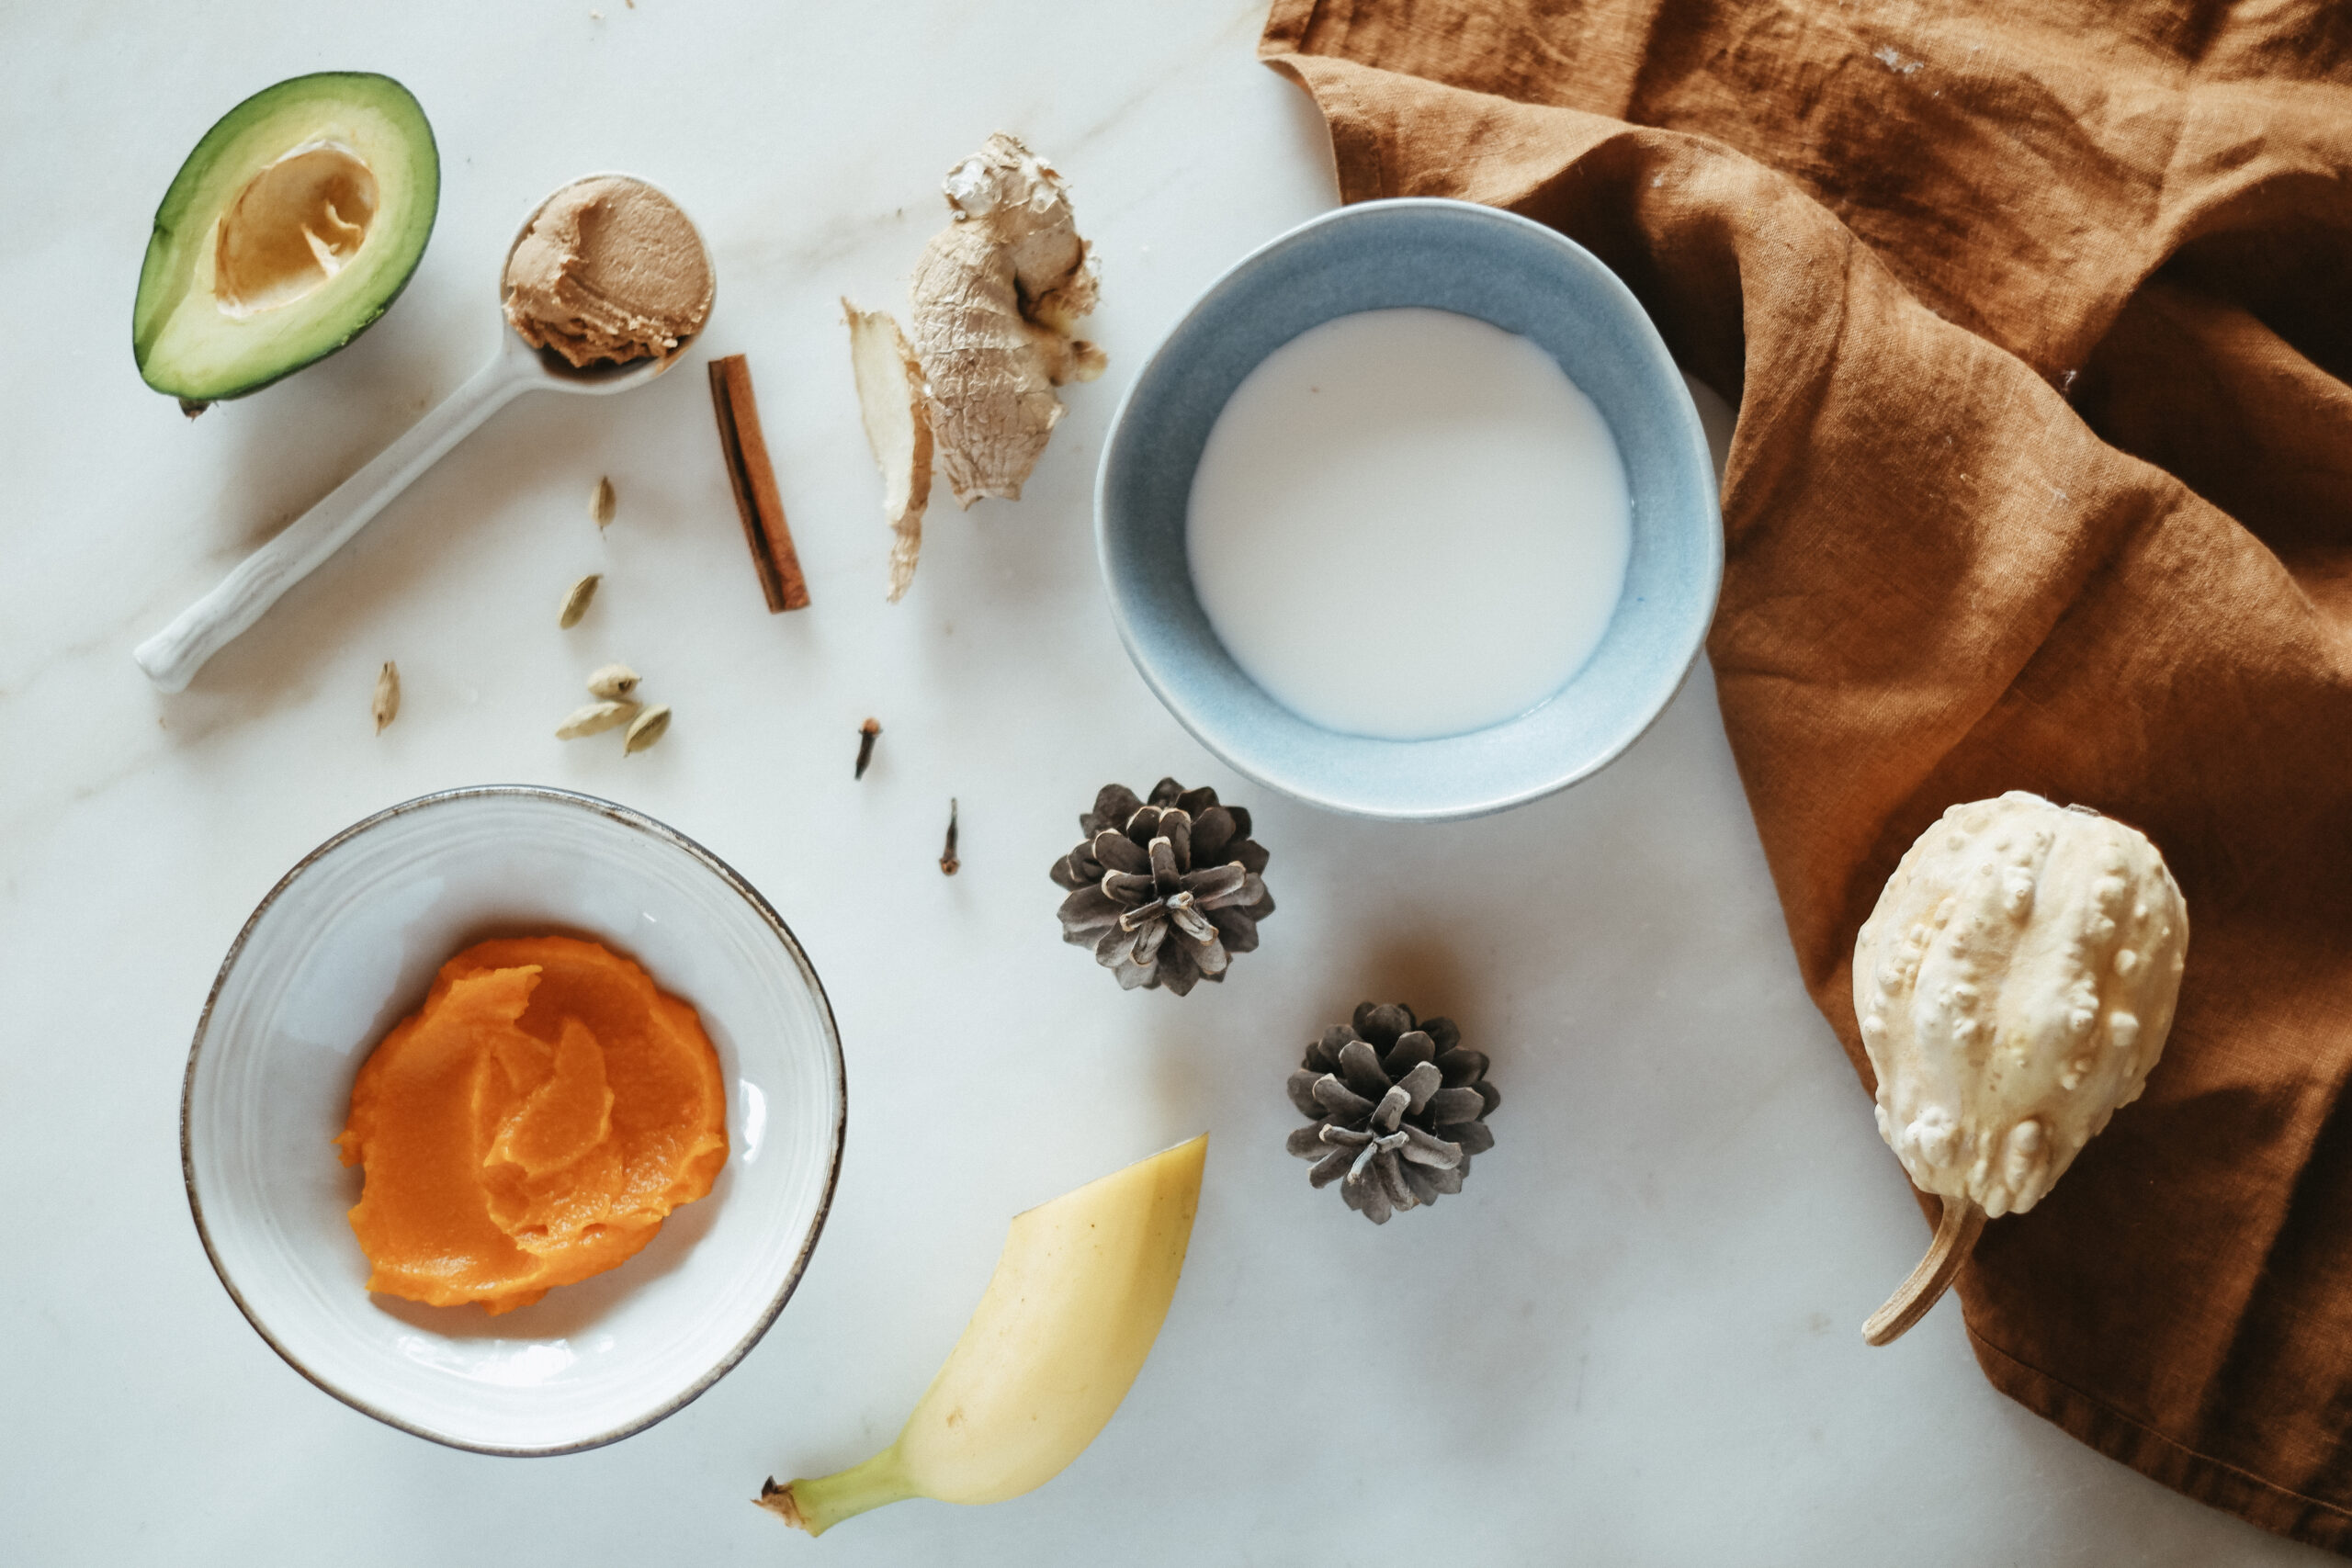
560,573,602,629
624,704,672,755
586,662,640,700
590,476,617,530
556,699,640,739
372,660,400,734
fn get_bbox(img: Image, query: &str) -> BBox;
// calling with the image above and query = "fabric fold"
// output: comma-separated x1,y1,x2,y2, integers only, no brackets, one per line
1263,0,2352,1552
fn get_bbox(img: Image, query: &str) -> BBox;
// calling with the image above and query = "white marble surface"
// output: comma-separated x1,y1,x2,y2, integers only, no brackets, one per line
0,2,2329,1562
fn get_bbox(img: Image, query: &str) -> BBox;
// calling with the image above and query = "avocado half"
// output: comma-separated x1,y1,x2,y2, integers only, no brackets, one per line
133,72,439,408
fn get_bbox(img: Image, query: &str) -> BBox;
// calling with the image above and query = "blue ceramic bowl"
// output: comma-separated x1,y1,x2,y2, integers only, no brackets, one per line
1095,198,1722,821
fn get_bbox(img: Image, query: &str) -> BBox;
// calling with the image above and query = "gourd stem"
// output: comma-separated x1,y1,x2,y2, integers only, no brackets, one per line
756,1448,922,1537
1862,1196,1986,1347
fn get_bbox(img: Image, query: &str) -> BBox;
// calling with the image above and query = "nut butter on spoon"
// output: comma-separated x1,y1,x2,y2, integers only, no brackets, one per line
133,174,714,694
1854,792,2188,1345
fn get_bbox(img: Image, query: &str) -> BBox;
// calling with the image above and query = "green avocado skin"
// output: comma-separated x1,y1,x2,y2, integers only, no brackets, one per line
133,72,440,405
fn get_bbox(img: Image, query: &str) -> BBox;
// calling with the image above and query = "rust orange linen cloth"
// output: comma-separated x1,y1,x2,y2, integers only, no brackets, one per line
1261,0,2352,1551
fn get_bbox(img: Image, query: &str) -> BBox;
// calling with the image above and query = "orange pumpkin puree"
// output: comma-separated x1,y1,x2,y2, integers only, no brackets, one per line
335,936,728,1314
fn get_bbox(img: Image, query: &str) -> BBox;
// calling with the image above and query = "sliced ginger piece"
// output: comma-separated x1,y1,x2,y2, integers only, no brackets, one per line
843,299,934,602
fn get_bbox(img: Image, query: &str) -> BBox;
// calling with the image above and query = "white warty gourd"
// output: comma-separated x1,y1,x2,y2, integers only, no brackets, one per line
1852,791,2188,1341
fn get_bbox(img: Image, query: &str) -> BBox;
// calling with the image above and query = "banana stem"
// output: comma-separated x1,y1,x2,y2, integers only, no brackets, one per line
757,1448,922,1537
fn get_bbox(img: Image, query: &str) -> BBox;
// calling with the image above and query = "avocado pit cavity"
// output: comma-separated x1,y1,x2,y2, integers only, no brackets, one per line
215,142,379,318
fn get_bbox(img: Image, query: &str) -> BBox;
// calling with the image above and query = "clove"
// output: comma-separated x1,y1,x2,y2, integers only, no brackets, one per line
855,717,881,779
939,798,960,875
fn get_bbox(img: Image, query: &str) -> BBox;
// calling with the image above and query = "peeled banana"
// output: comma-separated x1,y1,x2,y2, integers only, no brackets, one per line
759,1134,1208,1537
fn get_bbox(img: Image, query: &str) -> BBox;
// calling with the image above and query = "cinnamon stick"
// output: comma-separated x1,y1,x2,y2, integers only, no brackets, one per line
708,353,810,613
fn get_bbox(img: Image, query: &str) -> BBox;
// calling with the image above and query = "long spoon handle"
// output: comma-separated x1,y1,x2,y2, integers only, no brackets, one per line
1863,1195,1986,1347
134,352,528,693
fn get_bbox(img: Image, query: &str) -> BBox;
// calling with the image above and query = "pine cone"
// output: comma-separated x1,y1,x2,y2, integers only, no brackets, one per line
1286,1003,1498,1224
1050,777,1274,995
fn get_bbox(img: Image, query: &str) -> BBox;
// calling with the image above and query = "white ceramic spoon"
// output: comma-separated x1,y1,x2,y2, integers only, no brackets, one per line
134,174,711,694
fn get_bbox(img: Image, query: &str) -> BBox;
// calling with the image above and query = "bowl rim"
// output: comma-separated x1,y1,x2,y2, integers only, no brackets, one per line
178,783,848,1457
1092,196,1724,822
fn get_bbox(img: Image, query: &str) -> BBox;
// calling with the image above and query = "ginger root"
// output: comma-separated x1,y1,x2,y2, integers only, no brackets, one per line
842,300,933,603
912,133,1104,507
845,133,1102,600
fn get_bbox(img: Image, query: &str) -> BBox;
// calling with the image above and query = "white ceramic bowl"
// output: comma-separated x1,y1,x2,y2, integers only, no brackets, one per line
181,786,845,1455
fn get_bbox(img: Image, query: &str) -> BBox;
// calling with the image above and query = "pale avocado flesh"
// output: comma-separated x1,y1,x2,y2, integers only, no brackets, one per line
134,72,438,405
